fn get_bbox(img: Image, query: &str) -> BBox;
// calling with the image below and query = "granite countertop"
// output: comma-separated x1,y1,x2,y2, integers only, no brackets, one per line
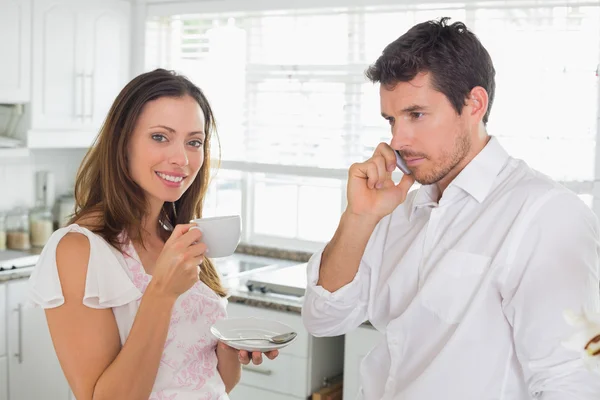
227,285,304,314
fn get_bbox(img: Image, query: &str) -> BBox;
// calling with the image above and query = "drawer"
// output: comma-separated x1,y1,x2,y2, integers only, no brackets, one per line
229,383,298,400
0,284,5,356
239,352,308,397
226,302,308,358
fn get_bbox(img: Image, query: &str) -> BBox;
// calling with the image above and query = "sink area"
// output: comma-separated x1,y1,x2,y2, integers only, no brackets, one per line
213,253,298,289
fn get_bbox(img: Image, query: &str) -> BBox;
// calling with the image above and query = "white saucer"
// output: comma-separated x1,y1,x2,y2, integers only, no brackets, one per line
210,317,297,352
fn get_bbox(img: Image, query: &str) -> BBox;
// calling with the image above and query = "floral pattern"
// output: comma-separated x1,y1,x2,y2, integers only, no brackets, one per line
124,240,228,399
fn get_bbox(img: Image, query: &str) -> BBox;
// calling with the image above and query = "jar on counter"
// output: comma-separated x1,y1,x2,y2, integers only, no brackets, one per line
0,212,6,251
30,205,54,247
6,208,31,250
57,193,76,228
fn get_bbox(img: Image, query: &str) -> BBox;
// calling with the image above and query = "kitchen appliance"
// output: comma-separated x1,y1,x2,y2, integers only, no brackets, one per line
0,249,39,273
244,263,308,297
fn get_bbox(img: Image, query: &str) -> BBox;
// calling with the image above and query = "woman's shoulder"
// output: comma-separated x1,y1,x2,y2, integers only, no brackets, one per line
28,215,142,309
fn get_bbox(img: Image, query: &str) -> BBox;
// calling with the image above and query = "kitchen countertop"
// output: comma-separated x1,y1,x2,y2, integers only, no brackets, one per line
0,246,310,315
227,286,303,313
0,265,306,314
0,249,376,327
0,266,35,283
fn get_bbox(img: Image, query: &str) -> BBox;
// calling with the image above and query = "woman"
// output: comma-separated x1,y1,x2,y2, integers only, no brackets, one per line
28,69,277,399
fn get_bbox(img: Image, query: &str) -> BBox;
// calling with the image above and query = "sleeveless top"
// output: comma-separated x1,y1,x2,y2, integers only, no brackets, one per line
28,224,230,399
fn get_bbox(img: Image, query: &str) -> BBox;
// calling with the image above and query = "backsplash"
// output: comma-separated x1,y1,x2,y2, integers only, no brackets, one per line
0,149,87,212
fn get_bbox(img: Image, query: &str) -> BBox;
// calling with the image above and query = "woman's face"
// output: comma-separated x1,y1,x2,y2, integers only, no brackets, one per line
128,95,206,208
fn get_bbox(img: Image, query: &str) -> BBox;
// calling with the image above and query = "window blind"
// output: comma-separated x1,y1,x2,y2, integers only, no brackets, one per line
145,0,600,247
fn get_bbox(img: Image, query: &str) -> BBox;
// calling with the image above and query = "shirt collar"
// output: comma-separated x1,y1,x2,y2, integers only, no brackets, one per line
451,136,509,203
408,136,509,220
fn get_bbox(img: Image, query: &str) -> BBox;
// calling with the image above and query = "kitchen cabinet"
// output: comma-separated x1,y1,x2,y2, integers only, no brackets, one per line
0,284,5,357
0,0,32,104
226,303,344,400
343,324,382,400
28,0,131,148
7,279,70,400
0,356,7,400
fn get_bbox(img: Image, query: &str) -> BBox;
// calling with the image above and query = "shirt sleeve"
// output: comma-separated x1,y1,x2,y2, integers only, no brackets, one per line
501,189,600,399
28,225,142,309
301,216,389,337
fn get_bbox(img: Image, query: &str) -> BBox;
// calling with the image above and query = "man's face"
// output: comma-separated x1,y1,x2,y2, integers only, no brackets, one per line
380,72,472,185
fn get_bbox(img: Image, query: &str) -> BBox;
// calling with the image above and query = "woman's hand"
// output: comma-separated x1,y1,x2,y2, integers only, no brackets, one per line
215,342,281,393
148,224,206,300
237,348,279,365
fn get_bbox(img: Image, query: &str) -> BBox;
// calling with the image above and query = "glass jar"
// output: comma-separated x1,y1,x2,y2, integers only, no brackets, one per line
57,193,76,228
30,205,54,247
6,208,31,250
0,212,6,251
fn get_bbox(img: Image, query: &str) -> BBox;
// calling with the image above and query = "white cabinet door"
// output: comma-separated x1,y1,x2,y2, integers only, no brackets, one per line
31,0,83,131
7,279,70,400
30,0,131,147
0,284,6,357
84,2,130,130
0,356,7,400
343,325,382,400
229,384,298,400
0,0,31,103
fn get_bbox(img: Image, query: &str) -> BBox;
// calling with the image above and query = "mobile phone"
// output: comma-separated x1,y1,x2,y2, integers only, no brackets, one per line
394,150,411,174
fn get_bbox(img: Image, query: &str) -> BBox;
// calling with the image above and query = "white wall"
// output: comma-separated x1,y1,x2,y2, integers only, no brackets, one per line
0,149,86,213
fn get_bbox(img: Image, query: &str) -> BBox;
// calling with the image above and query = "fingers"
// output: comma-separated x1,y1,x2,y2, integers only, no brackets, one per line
353,156,392,190
238,350,250,365
174,226,204,249
237,350,274,365
252,352,263,365
164,223,196,245
374,142,398,172
372,154,390,189
392,172,416,202
185,242,208,258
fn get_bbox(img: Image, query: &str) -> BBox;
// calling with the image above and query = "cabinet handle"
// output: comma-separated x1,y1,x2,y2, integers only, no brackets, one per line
242,365,273,376
13,304,23,364
86,72,94,120
75,73,84,120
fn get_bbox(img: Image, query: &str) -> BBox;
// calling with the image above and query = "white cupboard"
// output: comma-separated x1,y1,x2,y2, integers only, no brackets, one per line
343,324,382,400
0,0,32,104
0,356,7,400
28,0,131,148
6,279,70,400
226,303,344,400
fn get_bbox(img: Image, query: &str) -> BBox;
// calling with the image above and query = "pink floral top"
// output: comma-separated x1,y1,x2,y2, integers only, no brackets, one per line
27,225,230,400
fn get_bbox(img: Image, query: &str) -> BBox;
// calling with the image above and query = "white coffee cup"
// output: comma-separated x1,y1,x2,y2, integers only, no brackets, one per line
189,215,241,258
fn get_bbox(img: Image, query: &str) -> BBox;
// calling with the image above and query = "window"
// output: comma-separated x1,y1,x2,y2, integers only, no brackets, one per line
146,0,600,251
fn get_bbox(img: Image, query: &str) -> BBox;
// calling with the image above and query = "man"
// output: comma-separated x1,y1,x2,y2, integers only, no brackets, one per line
301,17,600,399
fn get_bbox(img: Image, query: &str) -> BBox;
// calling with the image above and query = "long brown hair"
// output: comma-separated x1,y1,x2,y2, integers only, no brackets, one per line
70,69,226,297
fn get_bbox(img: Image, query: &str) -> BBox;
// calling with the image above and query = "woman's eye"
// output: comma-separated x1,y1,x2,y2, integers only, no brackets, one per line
151,134,167,142
188,140,204,148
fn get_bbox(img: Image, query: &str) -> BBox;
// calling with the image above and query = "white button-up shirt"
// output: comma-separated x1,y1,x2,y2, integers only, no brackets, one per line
302,137,600,399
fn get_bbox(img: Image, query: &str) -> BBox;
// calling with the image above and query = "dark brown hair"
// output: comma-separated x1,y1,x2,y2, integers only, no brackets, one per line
366,17,496,124
70,68,226,297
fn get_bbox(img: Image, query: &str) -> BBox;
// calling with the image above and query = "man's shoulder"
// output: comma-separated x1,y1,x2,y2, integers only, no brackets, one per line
498,158,592,218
